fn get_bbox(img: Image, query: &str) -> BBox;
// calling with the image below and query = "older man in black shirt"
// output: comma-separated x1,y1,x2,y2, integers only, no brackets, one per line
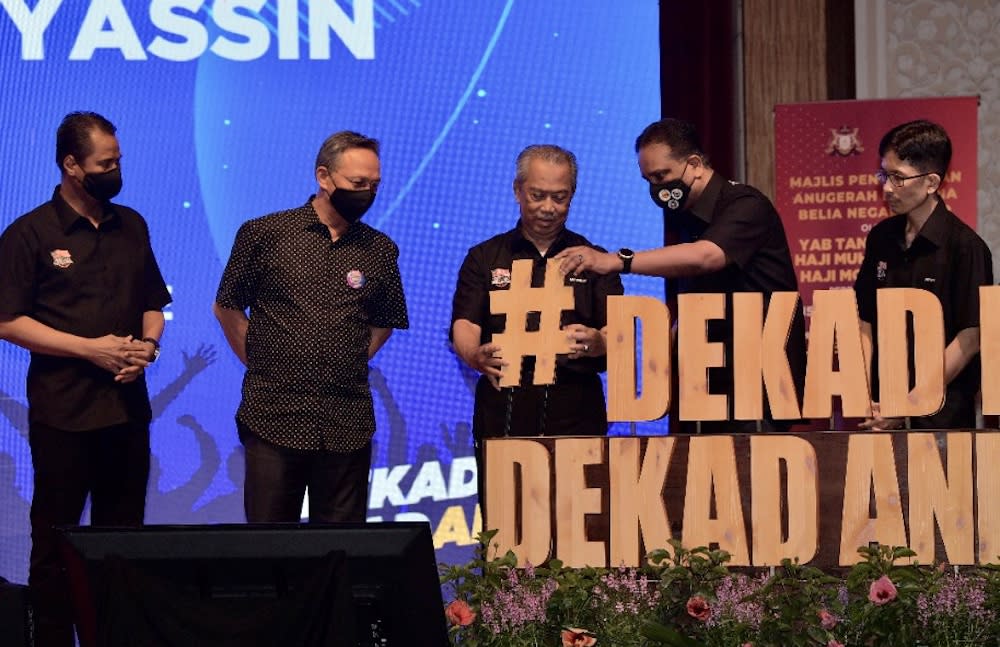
557,118,807,433
214,131,408,524
451,144,622,502
0,111,170,647
854,120,992,430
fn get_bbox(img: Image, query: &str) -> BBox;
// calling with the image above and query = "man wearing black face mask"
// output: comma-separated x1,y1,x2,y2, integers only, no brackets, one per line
214,131,408,523
0,111,170,646
556,118,806,433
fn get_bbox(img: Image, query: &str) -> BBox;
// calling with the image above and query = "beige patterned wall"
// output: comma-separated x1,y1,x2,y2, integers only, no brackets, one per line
856,0,1000,277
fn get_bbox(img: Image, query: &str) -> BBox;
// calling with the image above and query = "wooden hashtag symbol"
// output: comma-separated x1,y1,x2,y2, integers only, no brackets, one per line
489,258,576,387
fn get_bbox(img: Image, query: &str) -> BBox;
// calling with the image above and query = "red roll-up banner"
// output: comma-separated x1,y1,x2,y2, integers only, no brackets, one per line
774,96,979,324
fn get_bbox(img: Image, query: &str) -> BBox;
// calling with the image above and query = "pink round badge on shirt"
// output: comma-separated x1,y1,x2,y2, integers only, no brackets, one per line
346,269,366,289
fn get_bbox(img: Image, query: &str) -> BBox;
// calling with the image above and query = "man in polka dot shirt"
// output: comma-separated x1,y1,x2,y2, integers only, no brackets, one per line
214,131,408,523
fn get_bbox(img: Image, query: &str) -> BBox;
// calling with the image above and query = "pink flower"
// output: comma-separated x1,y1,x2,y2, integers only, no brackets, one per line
868,575,898,605
742,643,753,647
818,608,837,630
686,595,711,621
827,641,844,647
444,599,476,626
561,627,597,646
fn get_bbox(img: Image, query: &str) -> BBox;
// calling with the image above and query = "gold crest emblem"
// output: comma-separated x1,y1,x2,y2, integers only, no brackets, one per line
825,126,864,156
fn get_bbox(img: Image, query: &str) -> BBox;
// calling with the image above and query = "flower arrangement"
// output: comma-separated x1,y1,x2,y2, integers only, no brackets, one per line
440,533,1000,646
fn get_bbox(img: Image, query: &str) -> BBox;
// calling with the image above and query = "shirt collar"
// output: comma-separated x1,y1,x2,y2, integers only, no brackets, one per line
911,198,950,248
52,185,119,234
511,221,571,256
301,195,363,241
688,172,725,224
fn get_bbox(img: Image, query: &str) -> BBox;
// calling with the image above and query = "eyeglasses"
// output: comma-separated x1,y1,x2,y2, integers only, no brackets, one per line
875,169,935,188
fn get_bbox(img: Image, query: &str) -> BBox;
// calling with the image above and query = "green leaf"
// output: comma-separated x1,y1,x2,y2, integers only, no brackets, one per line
640,621,705,647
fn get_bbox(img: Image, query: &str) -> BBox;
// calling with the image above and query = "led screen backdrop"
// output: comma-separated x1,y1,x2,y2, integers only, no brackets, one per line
0,0,661,581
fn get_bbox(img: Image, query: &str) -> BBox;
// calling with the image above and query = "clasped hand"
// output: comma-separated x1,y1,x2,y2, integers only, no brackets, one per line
88,335,157,384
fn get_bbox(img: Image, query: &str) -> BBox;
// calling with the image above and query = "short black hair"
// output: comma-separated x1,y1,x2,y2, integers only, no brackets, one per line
878,120,951,177
635,118,705,160
56,111,117,172
315,131,380,171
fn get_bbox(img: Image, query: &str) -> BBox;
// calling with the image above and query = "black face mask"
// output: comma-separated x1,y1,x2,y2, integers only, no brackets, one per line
329,187,376,223
82,166,123,202
649,161,690,212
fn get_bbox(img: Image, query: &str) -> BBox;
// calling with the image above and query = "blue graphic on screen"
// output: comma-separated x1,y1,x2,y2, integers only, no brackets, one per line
0,0,661,582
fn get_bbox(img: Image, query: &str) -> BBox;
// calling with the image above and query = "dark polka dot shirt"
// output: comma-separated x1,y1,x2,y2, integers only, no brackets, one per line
215,198,408,452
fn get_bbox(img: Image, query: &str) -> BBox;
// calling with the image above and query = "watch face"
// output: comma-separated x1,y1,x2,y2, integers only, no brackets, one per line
619,248,634,258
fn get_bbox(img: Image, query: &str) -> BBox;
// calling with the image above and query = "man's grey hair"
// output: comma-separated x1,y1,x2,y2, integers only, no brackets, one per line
514,144,578,192
315,131,380,170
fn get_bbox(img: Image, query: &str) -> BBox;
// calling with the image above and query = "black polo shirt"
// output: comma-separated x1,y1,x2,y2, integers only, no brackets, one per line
0,186,171,430
215,199,409,452
450,224,623,437
854,199,993,428
673,173,808,421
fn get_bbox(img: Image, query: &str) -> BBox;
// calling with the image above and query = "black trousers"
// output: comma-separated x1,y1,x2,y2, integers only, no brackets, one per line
28,421,150,647
238,421,372,524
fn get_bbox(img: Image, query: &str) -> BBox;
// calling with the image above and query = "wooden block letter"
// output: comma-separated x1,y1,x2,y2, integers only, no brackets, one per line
609,437,674,567
980,286,1000,416
876,288,944,418
802,289,871,419
977,433,1000,562
556,438,606,567
907,433,973,564
490,259,575,387
750,435,818,565
484,439,551,567
733,292,802,420
606,295,671,422
839,434,908,565
682,436,750,564
679,293,727,421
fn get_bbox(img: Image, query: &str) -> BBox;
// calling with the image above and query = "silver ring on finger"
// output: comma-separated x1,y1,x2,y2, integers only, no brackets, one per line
582,344,589,352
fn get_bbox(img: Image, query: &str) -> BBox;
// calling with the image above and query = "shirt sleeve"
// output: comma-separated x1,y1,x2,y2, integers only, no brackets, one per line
450,247,489,328
853,228,880,324
0,223,36,316
368,240,409,330
215,220,261,311
140,220,172,311
699,192,776,270
948,232,994,332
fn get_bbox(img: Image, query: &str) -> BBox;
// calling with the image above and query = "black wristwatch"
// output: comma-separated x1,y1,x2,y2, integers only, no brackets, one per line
141,337,161,362
617,248,634,274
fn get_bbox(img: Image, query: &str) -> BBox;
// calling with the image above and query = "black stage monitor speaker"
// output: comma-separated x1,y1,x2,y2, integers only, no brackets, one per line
58,523,448,647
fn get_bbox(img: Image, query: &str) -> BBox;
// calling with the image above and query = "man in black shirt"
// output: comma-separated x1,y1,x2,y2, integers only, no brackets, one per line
0,112,170,647
556,118,806,432
214,131,408,524
854,120,992,430
451,144,622,499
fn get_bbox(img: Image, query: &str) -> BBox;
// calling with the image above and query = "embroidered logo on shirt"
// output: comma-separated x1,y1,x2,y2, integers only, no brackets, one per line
346,269,366,289
50,249,73,269
876,260,887,281
491,268,511,288
568,276,588,284
923,277,936,284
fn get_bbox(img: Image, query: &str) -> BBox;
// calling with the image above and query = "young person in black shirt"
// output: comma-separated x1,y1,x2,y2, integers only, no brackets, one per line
854,120,992,430
0,112,170,647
